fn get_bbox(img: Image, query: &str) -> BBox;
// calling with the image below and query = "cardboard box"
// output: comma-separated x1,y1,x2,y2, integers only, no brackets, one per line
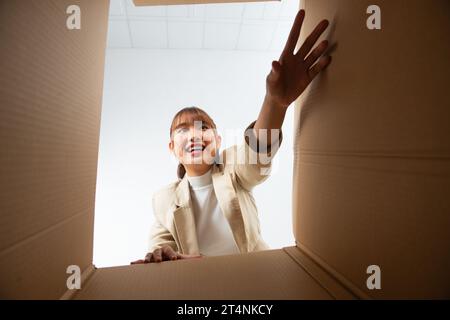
0,0,449,299
133,0,277,6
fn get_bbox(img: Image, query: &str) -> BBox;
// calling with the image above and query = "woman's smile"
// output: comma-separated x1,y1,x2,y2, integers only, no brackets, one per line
185,142,206,158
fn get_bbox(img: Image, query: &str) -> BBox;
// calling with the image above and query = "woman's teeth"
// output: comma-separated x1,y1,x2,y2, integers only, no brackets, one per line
186,145,205,152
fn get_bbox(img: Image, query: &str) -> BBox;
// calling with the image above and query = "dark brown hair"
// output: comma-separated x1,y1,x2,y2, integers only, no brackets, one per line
170,106,217,179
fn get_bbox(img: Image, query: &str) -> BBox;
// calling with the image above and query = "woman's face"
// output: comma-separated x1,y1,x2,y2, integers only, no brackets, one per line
169,115,221,167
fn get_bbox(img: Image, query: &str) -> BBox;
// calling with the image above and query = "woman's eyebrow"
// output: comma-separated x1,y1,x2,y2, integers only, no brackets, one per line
174,122,189,130
174,120,209,131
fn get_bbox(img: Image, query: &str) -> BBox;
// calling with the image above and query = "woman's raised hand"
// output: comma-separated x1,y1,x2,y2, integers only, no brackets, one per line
130,245,203,264
266,9,332,109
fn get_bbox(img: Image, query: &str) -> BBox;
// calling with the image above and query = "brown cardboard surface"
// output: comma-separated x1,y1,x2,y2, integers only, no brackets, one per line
73,248,340,300
0,213,93,299
293,0,450,298
133,0,279,6
0,0,109,299
284,246,361,299
60,264,96,300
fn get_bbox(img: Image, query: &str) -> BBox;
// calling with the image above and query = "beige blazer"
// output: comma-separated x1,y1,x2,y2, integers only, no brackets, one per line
148,121,283,255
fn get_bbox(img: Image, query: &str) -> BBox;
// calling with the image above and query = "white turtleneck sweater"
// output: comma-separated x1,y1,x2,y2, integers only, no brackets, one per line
186,169,240,257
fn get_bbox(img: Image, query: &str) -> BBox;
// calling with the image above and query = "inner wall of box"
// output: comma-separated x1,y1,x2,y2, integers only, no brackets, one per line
0,0,110,299
293,0,450,299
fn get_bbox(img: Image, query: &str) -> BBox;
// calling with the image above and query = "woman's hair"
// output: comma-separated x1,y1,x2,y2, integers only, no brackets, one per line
170,106,217,179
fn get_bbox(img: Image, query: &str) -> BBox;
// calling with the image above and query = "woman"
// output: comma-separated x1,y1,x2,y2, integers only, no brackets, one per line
131,9,331,264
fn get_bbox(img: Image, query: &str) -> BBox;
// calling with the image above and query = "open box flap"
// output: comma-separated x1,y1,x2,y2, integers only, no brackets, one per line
0,0,109,299
293,0,450,299
70,247,355,300
133,0,280,6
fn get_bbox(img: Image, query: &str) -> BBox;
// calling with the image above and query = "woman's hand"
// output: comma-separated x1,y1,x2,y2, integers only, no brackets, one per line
130,245,203,264
253,9,332,142
266,9,331,109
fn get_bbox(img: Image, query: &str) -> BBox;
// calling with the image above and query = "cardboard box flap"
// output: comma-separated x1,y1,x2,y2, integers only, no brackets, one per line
72,248,353,300
292,0,450,298
284,246,363,299
133,0,279,6
0,0,109,299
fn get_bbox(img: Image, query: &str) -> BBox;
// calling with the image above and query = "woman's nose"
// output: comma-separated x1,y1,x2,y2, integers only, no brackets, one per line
188,127,202,141
190,135,202,143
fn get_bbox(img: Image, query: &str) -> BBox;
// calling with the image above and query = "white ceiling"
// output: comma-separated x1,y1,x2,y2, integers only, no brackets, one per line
107,0,299,51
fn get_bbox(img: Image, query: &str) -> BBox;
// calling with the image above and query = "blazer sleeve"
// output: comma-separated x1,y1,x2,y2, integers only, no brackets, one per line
147,195,178,253
225,120,283,192
147,220,178,253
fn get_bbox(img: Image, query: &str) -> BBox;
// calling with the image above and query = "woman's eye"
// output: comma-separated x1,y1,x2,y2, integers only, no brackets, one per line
176,127,188,134
202,125,209,130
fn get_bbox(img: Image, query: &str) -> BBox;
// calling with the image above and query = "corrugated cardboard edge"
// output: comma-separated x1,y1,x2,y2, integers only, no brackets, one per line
60,264,97,300
70,248,336,299
289,244,371,300
64,247,359,300
133,0,279,7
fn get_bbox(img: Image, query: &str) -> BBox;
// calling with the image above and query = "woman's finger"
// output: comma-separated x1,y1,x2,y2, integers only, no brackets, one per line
280,9,305,60
177,252,203,260
308,55,332,81
162,246,178,261
130,259,145,265
267,60,282,85
304,40,329,68
272,61,282,75
296,19,329,59
152,248,162,263
144,252,153,263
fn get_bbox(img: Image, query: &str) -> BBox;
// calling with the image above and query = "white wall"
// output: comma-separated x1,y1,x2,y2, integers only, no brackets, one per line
93,48,295,267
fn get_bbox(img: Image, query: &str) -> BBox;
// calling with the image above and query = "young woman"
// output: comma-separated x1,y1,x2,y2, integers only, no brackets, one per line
131,9,331,264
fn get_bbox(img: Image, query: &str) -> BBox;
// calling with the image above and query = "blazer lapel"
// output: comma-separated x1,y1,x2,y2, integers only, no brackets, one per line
173,177,200,255
212,165,249,253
